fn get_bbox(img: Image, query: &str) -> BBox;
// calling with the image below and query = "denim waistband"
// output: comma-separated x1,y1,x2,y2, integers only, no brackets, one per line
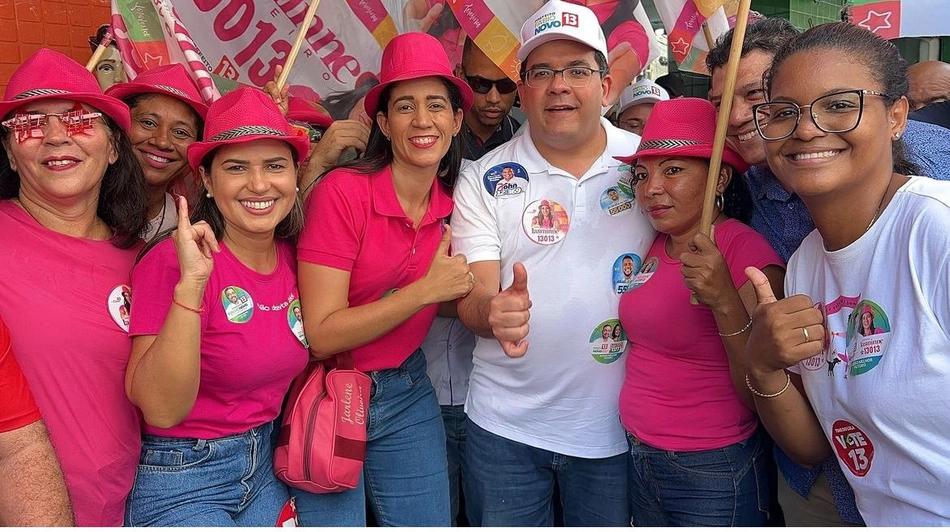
142,419,275,446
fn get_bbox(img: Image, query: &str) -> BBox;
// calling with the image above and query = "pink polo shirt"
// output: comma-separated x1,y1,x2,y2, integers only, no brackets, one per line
298,165,453,372
130,239,309,439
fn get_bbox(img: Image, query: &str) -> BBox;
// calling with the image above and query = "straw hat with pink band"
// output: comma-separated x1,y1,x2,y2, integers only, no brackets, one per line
187,87,311,171
363,32,473,119
0,48,131,133
615,98,750,174
105,63,209,120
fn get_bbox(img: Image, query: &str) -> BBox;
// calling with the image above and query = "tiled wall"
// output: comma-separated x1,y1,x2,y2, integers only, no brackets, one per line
0,0,111,92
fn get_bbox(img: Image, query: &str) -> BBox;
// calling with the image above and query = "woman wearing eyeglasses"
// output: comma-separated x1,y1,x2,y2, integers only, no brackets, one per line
0,49,148,526
745,23,950,525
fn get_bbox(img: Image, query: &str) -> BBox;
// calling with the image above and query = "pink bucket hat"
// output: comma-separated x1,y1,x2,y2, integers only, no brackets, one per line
286,96,334,129
105,63,209,120
186,87,311,171
615,98,749,174
363,32,473,119
0,48,131,132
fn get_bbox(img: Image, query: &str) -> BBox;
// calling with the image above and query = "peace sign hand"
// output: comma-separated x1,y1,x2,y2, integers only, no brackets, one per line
171,195,220,286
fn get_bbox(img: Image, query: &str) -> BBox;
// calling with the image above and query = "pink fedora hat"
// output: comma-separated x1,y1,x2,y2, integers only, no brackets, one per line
186,86,311,170
286,96,334,129
363,32,473,118
0,48,131,132
615,98,749,174
105,63,209,120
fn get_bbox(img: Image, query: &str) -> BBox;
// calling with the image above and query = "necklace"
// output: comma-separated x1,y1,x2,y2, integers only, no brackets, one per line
865,182,890,232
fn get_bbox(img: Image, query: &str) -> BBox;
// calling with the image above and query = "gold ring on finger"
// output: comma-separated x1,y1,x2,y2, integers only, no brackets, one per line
802,326,810,343
467,271,476,284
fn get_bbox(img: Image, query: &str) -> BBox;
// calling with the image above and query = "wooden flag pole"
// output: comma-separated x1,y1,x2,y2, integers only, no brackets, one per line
86,33,114,72
689,0,751,305
276,0,323,90
699,0,752,236
701,22,715,50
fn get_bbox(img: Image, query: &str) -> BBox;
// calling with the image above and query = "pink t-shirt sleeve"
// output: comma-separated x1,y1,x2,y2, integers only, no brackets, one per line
607,21,650,72
717,221,785,289
298,171,367,272
129,239,200,336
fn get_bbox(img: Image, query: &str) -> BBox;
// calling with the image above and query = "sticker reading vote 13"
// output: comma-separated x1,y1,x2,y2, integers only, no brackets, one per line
831,419,874,477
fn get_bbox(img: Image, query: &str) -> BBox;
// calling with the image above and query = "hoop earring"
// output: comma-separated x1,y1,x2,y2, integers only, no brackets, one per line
715,193,724,212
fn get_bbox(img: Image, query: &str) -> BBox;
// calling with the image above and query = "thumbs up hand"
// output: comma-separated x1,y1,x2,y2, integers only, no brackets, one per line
745,267,825,377
489,262,531,358
420,225,474,304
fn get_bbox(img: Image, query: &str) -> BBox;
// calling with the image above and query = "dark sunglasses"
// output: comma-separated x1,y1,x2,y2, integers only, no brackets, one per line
465,75,518,95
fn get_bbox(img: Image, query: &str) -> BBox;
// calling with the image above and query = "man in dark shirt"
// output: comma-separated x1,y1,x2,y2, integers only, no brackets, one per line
454,38,521,160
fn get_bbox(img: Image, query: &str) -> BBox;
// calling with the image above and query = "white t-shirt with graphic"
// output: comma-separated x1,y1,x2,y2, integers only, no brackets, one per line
786,176,950,525
451,118,655,458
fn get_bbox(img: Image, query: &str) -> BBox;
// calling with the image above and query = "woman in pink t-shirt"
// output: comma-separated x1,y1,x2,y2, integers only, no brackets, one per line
124,87,309,526
0,49,149,526
614,98,785,526
292,32,474,526
106,64,209,241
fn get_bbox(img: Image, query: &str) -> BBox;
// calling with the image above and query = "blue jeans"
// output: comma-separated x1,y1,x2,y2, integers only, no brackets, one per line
442,404,468,526
125,421,290,526
627,429,770,526
463,419,628,526
291,349,450,526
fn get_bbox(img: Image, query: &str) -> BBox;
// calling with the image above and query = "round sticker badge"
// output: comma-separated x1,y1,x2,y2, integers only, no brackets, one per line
287,300,309,348
600,186,634,217
221,286,254,323
522,199,569,245
588,319,628,363
107,284,133,332
627,256,659,290
482,162,529,198
612,253,642,295
845,300,890,376
831,419,875,477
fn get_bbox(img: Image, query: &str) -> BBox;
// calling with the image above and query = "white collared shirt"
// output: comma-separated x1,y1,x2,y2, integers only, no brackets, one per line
451,118,656,458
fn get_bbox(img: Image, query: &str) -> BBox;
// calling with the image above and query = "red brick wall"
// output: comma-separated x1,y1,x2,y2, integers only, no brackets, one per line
0,0,112,92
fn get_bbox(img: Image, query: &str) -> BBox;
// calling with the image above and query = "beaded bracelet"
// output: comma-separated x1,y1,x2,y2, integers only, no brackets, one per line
745,372,791,399
719,316,753,337
173,298,205,314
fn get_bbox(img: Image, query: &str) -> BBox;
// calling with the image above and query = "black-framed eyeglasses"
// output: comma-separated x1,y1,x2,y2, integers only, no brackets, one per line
465,75,518,95
752,89,889,141
522,66,604,88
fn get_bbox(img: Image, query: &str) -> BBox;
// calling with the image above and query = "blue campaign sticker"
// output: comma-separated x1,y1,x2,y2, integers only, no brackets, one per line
483,162,529,198
612,253,642,295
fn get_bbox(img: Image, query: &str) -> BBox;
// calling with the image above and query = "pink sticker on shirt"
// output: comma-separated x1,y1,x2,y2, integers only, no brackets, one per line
831,419,875,477
107,284,132,332
522,199,569,245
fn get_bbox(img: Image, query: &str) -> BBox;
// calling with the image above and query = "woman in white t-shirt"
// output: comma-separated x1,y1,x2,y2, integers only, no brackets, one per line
744,22,950,525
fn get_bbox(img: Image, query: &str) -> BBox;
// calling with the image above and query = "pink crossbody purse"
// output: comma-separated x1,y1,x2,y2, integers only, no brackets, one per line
274,352,371,493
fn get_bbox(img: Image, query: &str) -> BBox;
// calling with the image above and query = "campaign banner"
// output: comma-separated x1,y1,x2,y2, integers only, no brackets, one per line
850,0,950,39
654,0,733,74
114,0,660,111
112,0,220,103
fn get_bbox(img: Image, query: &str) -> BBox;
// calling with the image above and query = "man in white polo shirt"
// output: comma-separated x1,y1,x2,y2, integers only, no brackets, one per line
452,0,655,525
